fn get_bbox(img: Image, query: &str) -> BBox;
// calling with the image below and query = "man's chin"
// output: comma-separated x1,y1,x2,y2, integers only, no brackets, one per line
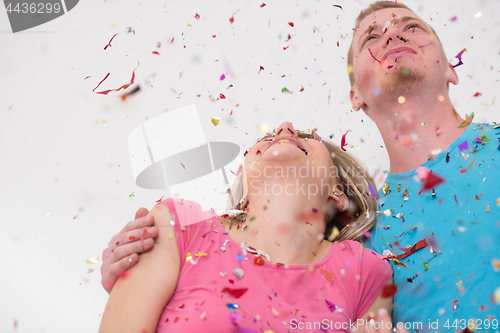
380,69,425,93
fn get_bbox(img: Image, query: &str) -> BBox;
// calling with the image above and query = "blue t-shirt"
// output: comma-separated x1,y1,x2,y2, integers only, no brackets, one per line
366,123,500,332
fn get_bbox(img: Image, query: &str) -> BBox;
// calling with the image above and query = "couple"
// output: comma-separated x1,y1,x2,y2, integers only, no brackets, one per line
99,1,499,332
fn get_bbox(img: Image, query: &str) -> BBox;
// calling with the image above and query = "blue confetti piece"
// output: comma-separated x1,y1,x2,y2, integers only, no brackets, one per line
236,254,244,262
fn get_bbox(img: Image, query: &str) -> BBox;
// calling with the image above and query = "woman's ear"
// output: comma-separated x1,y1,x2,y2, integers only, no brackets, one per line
329,188,349,213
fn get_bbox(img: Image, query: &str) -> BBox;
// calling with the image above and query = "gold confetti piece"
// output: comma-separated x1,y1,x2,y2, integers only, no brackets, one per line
86,256,99,264
195,252,207,257
382,183,390,194
398,96,405,104
219,272,227,277
152,135,158,138
456,281,462,286
258,123,270,133
73,215,79,220
211,117,220,126
185,252,193,263
486,205,490,212
200,312,206,319
327,226,339,241
235,103,240,107
481,96,495,107
423,262,428,270
397,184,401,192
187,23,191,27
497,198,500,206
168,234,174,240
319,268,334,285
347,64,353,74
458,113,474,128
96,119,108,126
265,331,275,333
181,227,186,230
393,258,408,268
492,258,500,272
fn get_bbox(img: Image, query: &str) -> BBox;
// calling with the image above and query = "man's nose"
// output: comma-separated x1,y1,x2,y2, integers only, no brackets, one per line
275,122,298,138
385,27,409,45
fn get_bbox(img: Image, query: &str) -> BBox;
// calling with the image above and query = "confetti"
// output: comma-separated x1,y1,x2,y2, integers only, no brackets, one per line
398,96,405,104
452,48,467,68
94,62,140,95
492,258,500,272
260,3,266,8
288,22,294,27
104,33,118,50
340,130,351,151
233,268,244,278
381,284,398,298
281,87,290,93
222,287,248,298
86,256,99,264
319,267,334,285
421,172,445,192
473,92,482,97
211,117,220,126
393,239,429,260
194,13,200,20
458,113,474,128
452,299,459,311
325,300,336,312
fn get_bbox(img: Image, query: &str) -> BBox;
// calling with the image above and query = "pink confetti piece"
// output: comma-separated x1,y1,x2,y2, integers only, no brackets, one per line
94,62,140,95
104,33,118,50
325,300,336,312
341,130,351,151
220,74,226,80
458,141,468,151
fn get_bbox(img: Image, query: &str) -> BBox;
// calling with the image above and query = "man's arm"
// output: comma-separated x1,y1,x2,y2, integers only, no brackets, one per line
99,204,180,333
100,207,158,294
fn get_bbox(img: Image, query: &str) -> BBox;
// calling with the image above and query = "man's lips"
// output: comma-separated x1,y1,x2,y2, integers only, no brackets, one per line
383,47,417,60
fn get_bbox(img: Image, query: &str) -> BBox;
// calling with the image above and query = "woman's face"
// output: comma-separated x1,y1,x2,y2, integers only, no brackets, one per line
243,122,337,190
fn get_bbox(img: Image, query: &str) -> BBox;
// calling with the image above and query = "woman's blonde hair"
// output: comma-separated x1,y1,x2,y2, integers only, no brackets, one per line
222,140,378,244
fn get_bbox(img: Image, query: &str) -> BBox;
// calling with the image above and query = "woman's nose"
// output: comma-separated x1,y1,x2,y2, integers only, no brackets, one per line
275,122,298,138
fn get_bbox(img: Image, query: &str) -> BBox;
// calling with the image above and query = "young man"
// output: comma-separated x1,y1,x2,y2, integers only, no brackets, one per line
348,1,499,330
101,1,499,330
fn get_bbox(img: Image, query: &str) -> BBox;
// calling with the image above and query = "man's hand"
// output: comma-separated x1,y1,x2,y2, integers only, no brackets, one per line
100,207,159,294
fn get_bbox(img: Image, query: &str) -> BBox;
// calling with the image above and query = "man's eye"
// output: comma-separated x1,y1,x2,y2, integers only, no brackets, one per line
405,23,420,30
363,35,377,46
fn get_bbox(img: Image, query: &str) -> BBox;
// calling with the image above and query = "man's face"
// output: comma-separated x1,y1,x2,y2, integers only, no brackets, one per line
349,8,457,112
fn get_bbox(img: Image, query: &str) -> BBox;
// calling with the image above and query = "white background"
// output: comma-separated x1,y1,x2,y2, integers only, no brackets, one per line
1,0,499,332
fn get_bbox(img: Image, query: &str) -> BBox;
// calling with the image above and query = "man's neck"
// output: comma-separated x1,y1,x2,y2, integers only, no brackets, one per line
369,92,466,174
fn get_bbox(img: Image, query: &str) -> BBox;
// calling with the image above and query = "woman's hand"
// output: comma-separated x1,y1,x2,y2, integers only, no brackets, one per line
352,308,409,333
100,207,158,294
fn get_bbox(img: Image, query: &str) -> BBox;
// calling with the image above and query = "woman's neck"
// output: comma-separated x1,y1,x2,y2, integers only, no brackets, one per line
225,193,333,265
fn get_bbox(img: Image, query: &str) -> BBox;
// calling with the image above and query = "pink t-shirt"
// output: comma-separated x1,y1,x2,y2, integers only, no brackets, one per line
156,198,392,333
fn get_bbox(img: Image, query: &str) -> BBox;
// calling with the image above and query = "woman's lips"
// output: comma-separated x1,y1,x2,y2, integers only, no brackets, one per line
262,136,308,155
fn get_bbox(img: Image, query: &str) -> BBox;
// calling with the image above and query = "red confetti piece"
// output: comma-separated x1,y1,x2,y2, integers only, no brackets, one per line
286,34,291,42
155,196,164,203
220,93,226,99
283,45,290,50
288,22,294,27
151,51,160,55
128,236,136,241
337,41,339,47
254,257,265,266
473,92,482,97
84,76,91,80
229,16,234,24
170,37,175,43
381,284,398,298
195,13,200,20
104,33,118,50
406,274,419,283
453,299,459,311
421,172,444,192
341,130,351,151
94,62,140,95
174,317,180,323
394,239,428,260
180,162,186,169
299,86,304,92
212,35,216,38
222,287,248,298
258,65,264,74
368,48,381,64
312,251,316,256
260,3,266,7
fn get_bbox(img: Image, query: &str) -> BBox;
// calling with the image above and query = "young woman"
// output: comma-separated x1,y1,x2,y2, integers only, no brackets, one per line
99,122,394,333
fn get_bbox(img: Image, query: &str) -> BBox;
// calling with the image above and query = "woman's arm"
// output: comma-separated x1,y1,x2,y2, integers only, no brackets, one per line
99,203,180,333
355,277,394,333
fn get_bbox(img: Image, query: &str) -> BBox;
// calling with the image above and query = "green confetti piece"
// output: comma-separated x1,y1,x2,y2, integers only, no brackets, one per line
402,68,410,74
480,133,491,143
281,87,290,92
421,122,426,127
423,262,429,270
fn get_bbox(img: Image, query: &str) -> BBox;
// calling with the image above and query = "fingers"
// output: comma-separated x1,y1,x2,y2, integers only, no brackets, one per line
134,207,150,220
120,214,154,234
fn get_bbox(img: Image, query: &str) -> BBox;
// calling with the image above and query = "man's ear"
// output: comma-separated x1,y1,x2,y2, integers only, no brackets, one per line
447,62,459,85
350,86,365,112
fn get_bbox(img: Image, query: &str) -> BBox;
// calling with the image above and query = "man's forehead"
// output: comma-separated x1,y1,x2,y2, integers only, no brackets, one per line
355,7,423,36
